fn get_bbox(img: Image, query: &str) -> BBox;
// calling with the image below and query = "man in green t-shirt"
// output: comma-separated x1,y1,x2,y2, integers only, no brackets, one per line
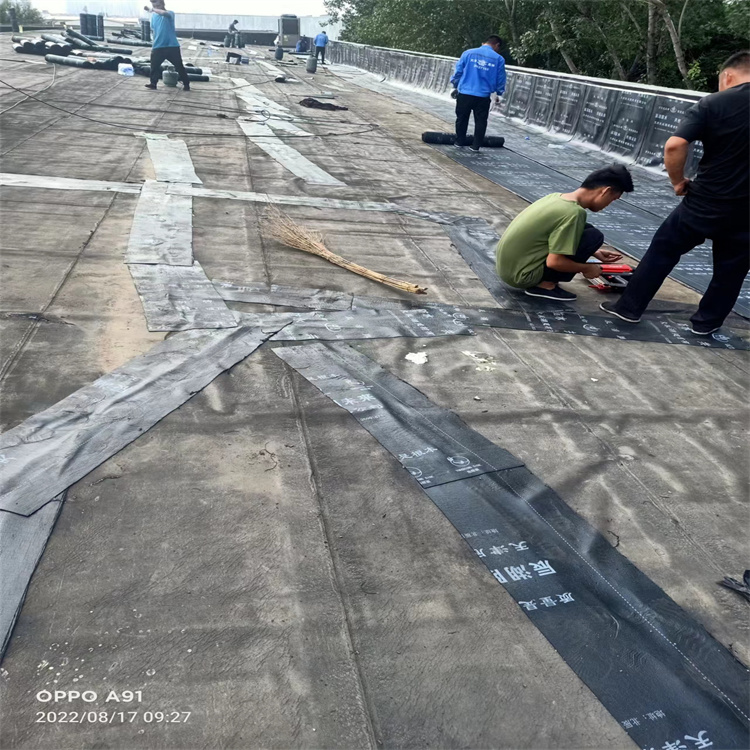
496,165,634,301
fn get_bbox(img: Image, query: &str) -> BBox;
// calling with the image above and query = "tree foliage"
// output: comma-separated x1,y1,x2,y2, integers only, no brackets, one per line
0,0,44,26
324,0,750,90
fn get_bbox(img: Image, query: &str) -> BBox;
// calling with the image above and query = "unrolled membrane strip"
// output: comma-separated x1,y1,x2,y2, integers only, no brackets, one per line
173,184,461,224
348,297,750,350
139,134,203,185
435,144,750,319
212,279,354,310
0,173,143,194
443,217,528,312
129,262,238,331
233,77,291,116
274,342,522,484
217,279,749,349
237,120,346,186
465,306,750,349
237,306,475,342
0,324,285,516
445,219,750,348
274,342,750,750
0,496,64,658
0,173,459,225
125,180,193,265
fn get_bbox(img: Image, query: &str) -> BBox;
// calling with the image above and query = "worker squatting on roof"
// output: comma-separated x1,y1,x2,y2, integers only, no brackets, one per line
468,47,750,336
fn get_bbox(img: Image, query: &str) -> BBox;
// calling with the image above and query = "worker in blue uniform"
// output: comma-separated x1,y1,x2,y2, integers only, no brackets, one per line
143,0,190,90
314,30,328,64
450,35,506,151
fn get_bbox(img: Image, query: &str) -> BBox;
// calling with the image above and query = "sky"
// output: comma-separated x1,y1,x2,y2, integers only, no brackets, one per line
33,0,329,16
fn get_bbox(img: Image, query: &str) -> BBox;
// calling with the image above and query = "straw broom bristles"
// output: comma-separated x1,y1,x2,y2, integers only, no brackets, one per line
263,206,427,295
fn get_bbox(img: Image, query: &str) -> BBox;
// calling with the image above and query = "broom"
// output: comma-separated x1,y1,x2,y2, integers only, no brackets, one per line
263,206,428,295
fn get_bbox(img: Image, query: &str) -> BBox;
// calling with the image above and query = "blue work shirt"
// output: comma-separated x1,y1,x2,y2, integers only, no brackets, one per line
450,45,506,98
314,33,328,47
151,10,179,49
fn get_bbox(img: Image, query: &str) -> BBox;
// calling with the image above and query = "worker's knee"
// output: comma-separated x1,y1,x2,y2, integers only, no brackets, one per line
583,225,604,249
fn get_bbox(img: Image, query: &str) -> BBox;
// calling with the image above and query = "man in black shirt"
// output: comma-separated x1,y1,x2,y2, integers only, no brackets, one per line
601,51,750,334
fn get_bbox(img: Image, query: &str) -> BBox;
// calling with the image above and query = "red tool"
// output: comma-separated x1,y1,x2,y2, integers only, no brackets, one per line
588,263,634,292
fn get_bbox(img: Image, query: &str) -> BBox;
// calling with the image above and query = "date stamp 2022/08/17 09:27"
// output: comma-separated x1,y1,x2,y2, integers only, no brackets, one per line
33,688,191,726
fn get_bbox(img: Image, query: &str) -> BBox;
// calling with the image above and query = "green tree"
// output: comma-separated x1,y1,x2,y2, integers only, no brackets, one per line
325,0,750,90
0,0,44,26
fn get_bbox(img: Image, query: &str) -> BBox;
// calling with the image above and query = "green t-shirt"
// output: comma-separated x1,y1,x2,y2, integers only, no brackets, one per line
495,193,586,288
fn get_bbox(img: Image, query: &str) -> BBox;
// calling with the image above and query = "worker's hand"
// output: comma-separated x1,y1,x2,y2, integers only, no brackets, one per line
672,178,690,196
450,88,458,100
581,264,602,279
593,249,622,263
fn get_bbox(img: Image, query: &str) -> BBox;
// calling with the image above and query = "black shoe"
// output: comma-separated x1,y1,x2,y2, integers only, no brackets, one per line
144,83,157,90
524,285,577,301
689,324,720,336
453,141,464,149
468,145,480,152
182,84,190,91
599,301,640,323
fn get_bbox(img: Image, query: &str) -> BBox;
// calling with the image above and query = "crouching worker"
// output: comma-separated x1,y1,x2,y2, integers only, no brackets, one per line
496,165,633,301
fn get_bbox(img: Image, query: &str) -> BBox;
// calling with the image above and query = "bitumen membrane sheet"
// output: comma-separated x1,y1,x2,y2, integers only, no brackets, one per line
0,36,748,750
330,64,750,319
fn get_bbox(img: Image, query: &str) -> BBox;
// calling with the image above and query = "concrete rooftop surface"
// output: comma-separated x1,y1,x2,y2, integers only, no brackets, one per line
0,36,748,750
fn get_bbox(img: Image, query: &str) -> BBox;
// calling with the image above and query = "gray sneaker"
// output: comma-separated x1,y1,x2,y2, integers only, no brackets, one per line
599,301,640,323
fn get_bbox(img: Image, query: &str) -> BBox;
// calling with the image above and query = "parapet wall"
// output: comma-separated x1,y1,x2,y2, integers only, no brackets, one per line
327,40,704,171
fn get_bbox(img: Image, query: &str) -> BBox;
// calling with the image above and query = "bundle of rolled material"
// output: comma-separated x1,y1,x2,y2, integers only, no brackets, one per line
13,36,72,56
421,131,505,148
106,36,151,47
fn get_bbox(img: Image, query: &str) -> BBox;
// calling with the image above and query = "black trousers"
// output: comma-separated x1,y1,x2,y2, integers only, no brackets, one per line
150,45,190,87
315,45,326,63
455,93,491,148
611,200,749,328
541,224,604,282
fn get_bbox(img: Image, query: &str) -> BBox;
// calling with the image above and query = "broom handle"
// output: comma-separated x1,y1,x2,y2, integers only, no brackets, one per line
310,244,427,295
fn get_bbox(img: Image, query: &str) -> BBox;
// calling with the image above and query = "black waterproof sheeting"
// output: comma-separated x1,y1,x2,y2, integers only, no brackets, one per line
275,342,750,750
466,305,750,349
432,141,750,319
0,325,284,517
327,52,749,318
445,218,750,349
0,496,64,657
217,276,749,349
129,262,238,331
268,307,475,341
213,279,353,311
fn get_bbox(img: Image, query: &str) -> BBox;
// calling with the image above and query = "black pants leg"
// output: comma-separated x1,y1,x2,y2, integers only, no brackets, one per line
150,46,189,87
541,224,604,283
454,93,472,146
149,46,167,86
612,203,705,320
471,96,491,149
691,229,750,329
163,46,190,87
315,46,325,63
